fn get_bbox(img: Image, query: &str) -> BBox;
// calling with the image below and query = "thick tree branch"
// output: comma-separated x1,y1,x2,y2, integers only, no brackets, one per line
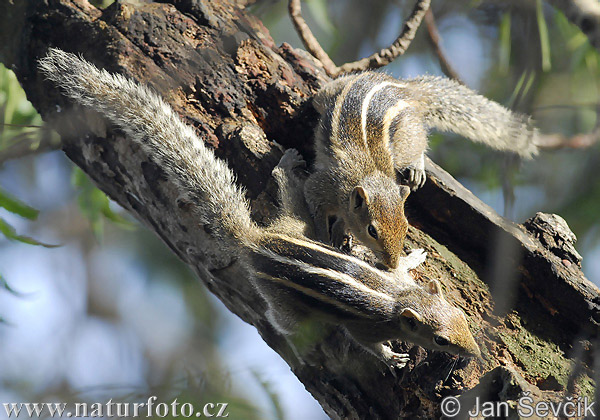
0,0,597,418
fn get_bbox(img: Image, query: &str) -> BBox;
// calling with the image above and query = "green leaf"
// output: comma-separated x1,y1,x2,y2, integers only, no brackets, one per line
0,217,59,247
507,71,527,108
521,72,536,100
0,274,26,297
536,0,552,72
498,12,511,75
72,167,136,239
0,188,39,220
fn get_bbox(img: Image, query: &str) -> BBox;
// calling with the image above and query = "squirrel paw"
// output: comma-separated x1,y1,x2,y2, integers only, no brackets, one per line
408,167,426,191
339,234,353,253
379,344,410,369
330,217,352,253
278,148,307,172
403,248,427,270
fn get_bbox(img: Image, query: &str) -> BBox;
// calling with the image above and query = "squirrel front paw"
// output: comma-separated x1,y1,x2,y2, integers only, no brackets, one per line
408,167,426,191
278,148,307,172
378,343,410,369
330,217,352,253
403,248,427,270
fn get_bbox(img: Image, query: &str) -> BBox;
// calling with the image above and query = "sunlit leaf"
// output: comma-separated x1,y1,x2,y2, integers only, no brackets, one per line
521,72,536,100
0,64,42,146
507,71,527,108
0,188,39,220
0,217,58,247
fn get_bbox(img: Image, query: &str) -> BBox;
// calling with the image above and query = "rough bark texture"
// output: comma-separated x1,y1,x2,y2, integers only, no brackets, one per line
0,0,598,418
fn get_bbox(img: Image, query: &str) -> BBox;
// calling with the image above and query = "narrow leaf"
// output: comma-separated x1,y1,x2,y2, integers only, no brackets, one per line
0,274,26,297
499,12,511,75
536,0,551,71
0,188,39,220
0,217,59,247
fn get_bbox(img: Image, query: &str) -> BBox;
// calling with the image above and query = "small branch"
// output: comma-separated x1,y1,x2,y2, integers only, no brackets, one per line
0,132,61,165
288,0,338,76
424,9,464,85
535,130,600,149
535,104,600,150
289,0,431,77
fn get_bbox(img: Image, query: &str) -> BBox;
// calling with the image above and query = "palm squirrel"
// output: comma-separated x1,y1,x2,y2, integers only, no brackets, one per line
39,49,481,367
305,72,538,269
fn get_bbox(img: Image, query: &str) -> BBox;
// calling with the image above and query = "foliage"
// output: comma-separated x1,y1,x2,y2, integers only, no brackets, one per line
71,167,136,241
1,1,599,418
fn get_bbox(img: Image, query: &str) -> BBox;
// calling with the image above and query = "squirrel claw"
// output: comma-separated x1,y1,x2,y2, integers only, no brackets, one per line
279,148,307,171
340,234,353,253
380,344,410,369
408,167,426,191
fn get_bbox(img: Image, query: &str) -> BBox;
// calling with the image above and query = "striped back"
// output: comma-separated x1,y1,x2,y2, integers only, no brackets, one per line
319,72,413,175
250,233,411,320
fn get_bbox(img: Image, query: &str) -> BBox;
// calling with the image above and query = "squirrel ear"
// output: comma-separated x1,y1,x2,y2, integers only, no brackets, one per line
351,186,369,208
400,308,423,322
427,279,444,298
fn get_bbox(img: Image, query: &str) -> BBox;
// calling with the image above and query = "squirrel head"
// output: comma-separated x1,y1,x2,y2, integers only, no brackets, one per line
348,177,410,269
394,279,481,359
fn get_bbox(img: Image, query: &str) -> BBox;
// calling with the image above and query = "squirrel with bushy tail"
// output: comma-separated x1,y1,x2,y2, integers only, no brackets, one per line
39,48,481,367
307,72,538,269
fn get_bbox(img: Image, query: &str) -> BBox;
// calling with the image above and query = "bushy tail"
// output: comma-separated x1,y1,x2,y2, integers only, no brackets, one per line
39,48,257,247
410,76,538,159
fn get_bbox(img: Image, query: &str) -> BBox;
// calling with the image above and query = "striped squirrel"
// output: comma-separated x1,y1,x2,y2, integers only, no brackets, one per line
39,49,481,366
306,72,538,269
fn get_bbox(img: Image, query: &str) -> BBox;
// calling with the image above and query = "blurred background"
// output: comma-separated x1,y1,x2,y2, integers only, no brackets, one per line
0,0,598,418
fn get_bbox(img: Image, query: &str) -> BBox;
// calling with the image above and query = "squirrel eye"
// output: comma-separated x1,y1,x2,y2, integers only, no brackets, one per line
367,224,378,239
406,318,417,331
434,336,450,346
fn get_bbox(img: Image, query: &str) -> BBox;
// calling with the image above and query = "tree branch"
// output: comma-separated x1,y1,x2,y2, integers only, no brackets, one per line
289,0,431,77
0,0,597,418
424,9,464,84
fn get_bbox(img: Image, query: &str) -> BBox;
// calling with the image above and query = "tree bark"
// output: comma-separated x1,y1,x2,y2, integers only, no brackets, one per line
0,0,598,418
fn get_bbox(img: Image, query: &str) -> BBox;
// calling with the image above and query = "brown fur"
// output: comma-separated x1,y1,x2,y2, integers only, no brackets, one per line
306,71,537,269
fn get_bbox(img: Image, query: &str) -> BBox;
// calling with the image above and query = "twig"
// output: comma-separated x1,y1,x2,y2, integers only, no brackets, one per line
535,104,600,150
289,0,431,77
535,130,600,149
0,133,61,165
288,0,338,76
424,9,464,85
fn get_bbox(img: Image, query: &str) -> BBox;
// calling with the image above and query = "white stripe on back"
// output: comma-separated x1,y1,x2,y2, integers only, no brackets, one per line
360,81,407,146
